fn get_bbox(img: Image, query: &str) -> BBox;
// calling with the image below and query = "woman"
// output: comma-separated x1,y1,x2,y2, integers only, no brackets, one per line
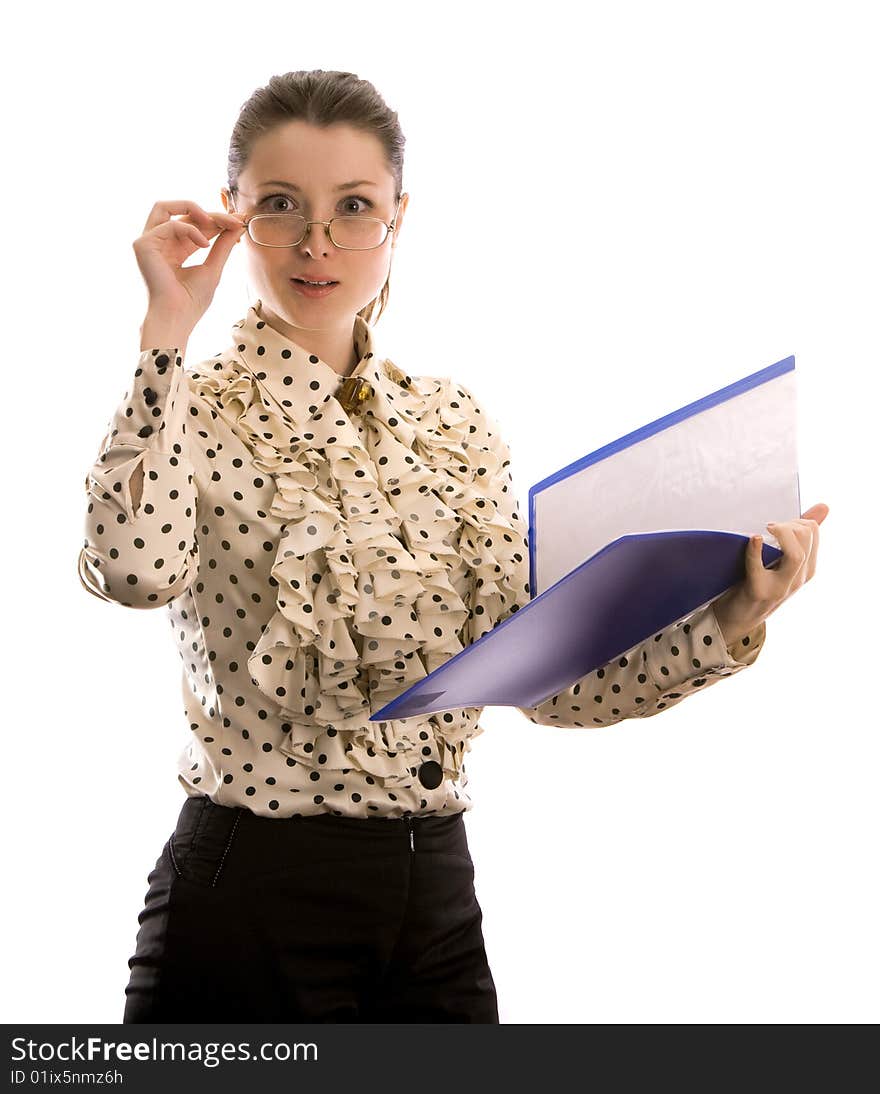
79,69,827,1023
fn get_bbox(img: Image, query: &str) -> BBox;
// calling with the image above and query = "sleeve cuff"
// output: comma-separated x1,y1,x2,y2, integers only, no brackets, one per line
98,347,184,455
643,601,767,694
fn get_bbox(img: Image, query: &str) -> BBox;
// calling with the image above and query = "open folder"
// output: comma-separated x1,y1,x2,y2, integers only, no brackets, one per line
370,354,798,722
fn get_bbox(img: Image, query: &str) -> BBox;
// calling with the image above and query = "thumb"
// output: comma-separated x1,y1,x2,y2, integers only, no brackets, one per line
747,534,767,573
202,225,244,275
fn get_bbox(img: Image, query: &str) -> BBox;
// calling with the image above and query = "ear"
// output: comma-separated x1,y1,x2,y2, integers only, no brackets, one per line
392,192,409,249
220,188,234,214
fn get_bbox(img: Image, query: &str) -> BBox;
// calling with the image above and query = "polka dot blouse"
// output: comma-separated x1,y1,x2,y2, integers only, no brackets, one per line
79,301,767,819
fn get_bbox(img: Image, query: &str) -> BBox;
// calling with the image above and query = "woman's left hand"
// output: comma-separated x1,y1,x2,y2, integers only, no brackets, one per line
711,502,830,647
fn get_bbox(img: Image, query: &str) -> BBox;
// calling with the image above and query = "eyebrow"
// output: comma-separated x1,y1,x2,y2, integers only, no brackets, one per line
256,179,379,192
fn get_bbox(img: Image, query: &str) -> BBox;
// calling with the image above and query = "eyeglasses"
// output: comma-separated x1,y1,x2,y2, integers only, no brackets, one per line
239,196,402,250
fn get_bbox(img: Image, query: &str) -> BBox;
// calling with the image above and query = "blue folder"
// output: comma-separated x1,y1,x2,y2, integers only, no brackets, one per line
370,355,797,721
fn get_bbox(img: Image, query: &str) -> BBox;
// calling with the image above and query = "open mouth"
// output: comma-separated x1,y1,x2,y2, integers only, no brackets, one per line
290,278,340,298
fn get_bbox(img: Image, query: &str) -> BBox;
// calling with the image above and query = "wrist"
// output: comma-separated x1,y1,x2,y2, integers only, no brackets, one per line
140,314,191,355
712,587,761,648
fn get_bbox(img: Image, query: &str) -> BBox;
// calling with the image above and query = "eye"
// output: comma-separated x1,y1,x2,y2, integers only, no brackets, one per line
340,194,374,214
260,194,296,212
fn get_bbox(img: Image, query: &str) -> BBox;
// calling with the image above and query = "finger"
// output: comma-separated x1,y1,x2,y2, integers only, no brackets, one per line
794,518,817,554
170,220,212,248
805,531,819,582
201,222,245,273
746,532,768,585
134,219,211,253
801,502,829,524
144,201,243,237
766,521,808,588
789,522,813,586
211,209,247,226
194,210,248,239
785,521,812,560
796,518,820,581
144,200,208,235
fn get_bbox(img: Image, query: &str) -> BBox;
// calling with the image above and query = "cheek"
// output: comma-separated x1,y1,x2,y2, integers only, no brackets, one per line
245,248,283,280
363,251,392,285
264,249,291,271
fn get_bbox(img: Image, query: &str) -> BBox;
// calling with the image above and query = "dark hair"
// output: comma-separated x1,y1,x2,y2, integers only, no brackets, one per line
226,70,405,326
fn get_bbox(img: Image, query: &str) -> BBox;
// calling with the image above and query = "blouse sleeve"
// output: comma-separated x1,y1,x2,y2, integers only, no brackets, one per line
78,347,199,609
453,379,767,730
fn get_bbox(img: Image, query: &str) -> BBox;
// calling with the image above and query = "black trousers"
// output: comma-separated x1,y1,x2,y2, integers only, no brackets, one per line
122,796,499,1023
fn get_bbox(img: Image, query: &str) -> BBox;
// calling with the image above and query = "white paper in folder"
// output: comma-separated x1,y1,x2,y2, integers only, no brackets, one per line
528,355,801,597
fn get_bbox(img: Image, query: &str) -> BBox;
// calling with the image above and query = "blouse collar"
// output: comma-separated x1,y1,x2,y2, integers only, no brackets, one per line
230,300,389,425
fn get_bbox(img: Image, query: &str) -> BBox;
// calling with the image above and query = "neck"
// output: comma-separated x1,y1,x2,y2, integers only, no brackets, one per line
258,303,360,378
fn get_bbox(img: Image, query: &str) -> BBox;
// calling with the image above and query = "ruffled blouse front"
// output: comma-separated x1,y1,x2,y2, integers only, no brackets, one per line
186,302,527,797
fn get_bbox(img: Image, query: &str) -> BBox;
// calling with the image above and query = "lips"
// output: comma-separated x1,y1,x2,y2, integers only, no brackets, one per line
292,277,339,285
290,278,340,299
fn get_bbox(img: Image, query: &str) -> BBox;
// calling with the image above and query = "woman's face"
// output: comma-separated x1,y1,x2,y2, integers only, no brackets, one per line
222,120,407,333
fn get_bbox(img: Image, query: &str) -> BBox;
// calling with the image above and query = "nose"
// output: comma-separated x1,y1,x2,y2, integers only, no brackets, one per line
299,219,333,255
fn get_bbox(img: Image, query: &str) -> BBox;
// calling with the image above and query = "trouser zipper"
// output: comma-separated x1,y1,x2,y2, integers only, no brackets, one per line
406,816,414,853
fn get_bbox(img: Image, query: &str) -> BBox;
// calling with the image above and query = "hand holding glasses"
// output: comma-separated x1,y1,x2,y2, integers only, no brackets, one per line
134,199,248,351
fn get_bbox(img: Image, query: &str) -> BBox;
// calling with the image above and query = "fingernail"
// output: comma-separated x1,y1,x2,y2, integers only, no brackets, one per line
767,522,778,531
751,535,762,546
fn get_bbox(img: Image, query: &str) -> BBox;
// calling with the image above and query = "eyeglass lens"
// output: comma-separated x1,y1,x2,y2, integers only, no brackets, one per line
249,215,389,249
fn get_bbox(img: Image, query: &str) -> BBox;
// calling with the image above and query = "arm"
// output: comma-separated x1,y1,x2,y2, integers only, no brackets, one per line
78,339,199,608
522,600,766,728
452,380,767,730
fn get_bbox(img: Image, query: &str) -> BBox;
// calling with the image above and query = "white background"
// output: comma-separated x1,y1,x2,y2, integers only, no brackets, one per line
2,0,877,1024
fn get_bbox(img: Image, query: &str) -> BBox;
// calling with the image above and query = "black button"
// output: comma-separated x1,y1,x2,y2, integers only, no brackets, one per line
417,760,443,789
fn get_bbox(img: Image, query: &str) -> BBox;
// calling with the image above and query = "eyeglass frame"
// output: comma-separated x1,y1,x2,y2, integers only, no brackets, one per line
231,194,403,251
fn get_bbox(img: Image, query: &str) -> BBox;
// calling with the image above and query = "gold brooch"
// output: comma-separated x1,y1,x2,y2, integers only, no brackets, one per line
337,376,374,413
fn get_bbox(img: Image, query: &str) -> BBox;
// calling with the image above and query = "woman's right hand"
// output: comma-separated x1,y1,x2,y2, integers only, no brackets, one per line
132,200,247,338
